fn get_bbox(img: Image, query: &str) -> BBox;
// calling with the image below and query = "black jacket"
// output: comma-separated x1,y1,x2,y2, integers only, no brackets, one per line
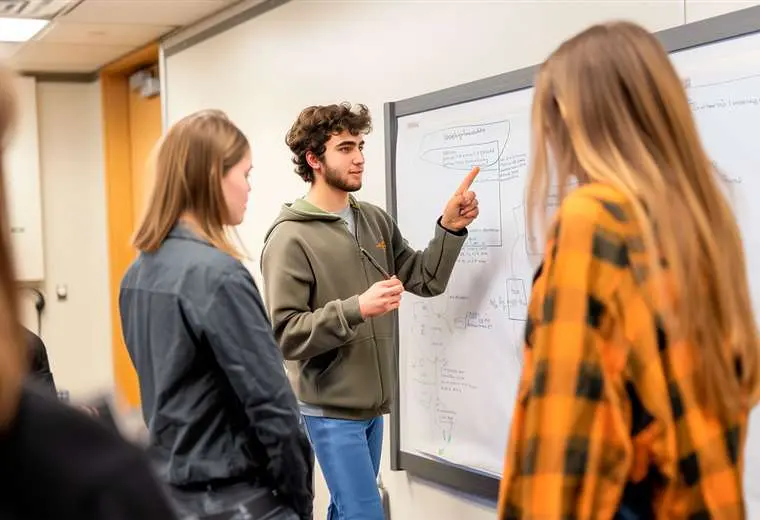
119,224,314,519
0,385,177,519
24,327,57,395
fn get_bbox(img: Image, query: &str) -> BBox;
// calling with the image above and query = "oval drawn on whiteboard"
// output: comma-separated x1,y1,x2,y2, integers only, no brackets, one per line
418,120,511,174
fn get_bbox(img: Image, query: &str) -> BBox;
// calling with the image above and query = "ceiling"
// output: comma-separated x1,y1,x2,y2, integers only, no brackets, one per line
0,0,241,74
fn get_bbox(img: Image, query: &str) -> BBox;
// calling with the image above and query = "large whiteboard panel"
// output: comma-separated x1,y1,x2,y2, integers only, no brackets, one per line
395,88,534,479
387,5,760,507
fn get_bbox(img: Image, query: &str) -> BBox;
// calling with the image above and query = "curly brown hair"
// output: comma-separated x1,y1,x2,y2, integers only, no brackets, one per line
285,102,372,182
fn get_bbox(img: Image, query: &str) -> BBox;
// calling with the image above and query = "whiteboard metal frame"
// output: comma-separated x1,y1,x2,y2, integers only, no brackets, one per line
384,4,760,502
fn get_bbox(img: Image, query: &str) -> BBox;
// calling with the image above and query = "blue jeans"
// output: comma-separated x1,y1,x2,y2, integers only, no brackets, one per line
302,415,384,520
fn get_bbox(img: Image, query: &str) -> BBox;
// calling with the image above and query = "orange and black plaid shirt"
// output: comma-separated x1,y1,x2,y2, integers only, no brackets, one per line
498,183,749,519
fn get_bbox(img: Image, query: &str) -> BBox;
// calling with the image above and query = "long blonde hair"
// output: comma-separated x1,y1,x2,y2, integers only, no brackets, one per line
527,21,759,417
0,67,26,427
133,109,249,258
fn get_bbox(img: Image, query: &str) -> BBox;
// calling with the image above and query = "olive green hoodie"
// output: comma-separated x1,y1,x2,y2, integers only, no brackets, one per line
260,196,467,420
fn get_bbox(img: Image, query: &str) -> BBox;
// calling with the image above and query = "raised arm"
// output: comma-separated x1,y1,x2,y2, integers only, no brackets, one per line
203,266,314,519
390,217,468,297
392,166,480,297
498,193,631,519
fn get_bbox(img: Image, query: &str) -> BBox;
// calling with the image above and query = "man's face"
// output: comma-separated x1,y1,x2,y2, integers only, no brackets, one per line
315,130,365,192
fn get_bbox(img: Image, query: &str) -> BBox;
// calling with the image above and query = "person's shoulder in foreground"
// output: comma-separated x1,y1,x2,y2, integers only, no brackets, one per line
0,384,177,519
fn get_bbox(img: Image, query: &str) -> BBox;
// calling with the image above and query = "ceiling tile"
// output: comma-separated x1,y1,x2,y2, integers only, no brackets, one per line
40,21,173,46
64,0,236,26
9,41,135,72
4,0,75,18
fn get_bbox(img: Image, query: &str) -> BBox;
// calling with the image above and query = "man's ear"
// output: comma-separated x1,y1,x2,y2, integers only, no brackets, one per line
306,151,322,172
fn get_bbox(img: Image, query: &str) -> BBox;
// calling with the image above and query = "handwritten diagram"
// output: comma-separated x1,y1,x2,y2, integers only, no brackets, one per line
407,299,474,455
419,121,510,172
418,121,513,248
395,89,536,476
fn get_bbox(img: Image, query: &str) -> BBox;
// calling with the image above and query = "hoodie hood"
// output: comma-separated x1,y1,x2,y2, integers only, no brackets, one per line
263,195,360,243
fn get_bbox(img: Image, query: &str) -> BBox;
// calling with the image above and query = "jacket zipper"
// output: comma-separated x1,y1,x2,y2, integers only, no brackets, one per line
360,247,391,280
346,208,386,410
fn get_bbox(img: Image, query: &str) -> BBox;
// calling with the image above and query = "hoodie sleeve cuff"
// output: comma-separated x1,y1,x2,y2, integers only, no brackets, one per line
437,216,468,236
341,295,365,327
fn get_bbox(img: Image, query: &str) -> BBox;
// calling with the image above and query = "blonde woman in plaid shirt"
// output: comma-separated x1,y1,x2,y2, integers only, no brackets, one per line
499,21,758,519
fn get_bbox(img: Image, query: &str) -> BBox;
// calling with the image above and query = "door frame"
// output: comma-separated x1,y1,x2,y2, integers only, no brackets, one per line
100,43,159,410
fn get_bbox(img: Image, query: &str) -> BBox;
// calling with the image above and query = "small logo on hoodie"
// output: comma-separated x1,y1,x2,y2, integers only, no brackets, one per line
376,239,386,251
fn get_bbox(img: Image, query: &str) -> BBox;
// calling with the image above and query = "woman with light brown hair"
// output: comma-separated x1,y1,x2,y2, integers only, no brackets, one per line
119,110,313,519
0,67,24,433
498,21,758,518
0,68,177,519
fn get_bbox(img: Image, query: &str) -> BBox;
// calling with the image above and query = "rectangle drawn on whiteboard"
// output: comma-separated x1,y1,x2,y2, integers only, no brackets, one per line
462,182,502,247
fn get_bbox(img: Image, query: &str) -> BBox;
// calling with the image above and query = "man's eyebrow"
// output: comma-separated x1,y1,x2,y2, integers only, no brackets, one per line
334,139,364,147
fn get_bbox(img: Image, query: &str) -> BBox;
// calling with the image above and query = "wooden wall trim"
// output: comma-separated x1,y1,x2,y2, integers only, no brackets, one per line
100,43,159,410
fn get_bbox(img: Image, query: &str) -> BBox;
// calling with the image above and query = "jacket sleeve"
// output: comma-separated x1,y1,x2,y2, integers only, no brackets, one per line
391,216,468,297
261,229,364,361
7,385,180,520
24,328,57,395
202,265,314,519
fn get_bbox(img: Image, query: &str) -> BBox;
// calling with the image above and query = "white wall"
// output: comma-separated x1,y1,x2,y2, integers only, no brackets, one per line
18,81,112,400
6,76,45,282
162,1,754,517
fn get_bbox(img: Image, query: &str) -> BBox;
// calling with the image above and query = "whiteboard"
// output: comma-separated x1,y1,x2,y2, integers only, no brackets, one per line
386,5,760,506
395,88,534,479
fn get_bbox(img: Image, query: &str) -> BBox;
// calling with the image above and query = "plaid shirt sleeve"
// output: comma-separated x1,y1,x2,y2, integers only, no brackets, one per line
498,190,633,519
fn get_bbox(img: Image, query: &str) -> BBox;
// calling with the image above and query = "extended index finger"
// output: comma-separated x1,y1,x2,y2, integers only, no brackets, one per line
456,166,480,194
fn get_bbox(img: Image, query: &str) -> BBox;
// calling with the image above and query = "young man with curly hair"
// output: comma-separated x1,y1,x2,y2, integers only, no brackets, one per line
261,102,479,520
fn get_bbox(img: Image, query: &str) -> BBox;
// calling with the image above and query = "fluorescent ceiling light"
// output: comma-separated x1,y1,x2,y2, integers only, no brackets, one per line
0,17,49,43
